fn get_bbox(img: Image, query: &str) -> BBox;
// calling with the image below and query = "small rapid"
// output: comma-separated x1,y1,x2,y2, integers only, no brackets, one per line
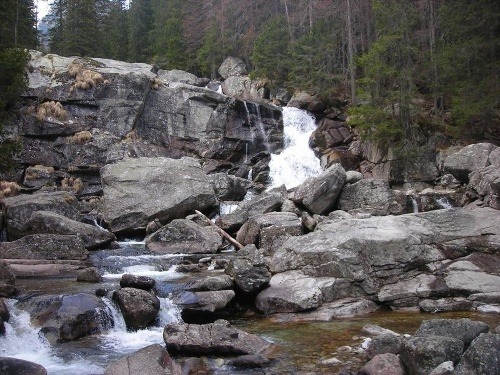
268,107,322,189
1,240,183,374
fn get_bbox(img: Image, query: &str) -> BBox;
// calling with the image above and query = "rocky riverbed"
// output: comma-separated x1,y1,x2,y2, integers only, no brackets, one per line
0,53,499,374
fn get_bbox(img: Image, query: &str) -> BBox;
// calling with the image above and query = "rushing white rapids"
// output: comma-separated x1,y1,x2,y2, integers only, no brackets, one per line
268,107,323,189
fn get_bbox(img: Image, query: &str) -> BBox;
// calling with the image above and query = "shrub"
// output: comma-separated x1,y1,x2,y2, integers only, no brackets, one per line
36,101,69,122
67,130,92,144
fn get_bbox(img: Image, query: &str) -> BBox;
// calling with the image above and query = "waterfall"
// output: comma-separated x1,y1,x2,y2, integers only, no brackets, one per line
244,101,270,152
435,196,453,209
0,299,105,375
268,107,322,189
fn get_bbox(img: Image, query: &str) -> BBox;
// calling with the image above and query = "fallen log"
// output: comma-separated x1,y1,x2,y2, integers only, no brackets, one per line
194,210,243,250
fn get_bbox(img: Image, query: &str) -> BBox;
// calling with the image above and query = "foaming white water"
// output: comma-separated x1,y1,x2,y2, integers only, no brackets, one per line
102,264,183,280
0,300,104,375
101,296,181,353
269,107,322,189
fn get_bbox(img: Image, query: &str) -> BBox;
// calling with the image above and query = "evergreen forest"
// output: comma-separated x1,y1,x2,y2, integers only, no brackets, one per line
1,0,499,146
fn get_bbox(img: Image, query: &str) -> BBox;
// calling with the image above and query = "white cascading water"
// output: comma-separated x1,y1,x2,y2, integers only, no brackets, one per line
268,107,323,189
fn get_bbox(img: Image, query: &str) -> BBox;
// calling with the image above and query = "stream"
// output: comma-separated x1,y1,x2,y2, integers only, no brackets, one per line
1,107,499,373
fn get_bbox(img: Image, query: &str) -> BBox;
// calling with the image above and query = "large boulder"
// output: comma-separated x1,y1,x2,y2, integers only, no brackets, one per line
236,212,302,252
443,143,497,182
1,191,81,240
292,163,346,215
18,211,115,250
173,290,235,317
101,157,217,234
0,234,88,260
104,344,181,375
112,288,160,330
414,319,490,348
454,333,500,375
468,164,500,209
260,207,500,312
145,219,222,254
16,293,112,343
226,245,271,294
338,178,407,215
219,57,248,79
163,319,271,356
209,172,252,201
400,336,464,375
119,274,155,291
358,353,405,375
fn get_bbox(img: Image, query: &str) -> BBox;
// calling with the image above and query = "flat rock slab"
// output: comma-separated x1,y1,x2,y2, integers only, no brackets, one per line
0,234,88,260
163,319,271,356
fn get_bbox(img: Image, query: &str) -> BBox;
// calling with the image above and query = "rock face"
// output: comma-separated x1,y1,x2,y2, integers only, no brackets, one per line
104,344,181,375
18,211,115,249
219,57,248,79
101,157,217,234
443,143,497,182
16,293,112,343
163,319,271,355
112,288,160,329
145,219,222,254
256,207,500,313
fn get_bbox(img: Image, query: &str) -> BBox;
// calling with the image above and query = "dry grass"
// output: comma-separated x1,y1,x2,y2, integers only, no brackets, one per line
68,62,104,91
151,77,162,90
0,181,21,199
61,177,83,193
36,101,69,122
67,131,92,144
24,165,55,181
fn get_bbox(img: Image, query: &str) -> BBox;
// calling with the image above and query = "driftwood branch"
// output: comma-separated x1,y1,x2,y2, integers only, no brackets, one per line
195,210,243,250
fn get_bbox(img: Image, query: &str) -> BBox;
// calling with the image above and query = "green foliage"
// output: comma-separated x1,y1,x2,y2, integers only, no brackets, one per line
251,16,290,85
348,103,402,142
128,0,153,62
0,0,37,49
196,22,225,79
287,18,345,101
436,0,500,135
351,0,420,143
0,48,27,171
151,0,186,69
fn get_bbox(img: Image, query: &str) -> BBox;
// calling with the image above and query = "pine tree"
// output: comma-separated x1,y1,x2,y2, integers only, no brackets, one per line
100,0,129,60
128,0,153,62
436,0,500,138
251,16,290,85
63,0,100,56
150,0,186,69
